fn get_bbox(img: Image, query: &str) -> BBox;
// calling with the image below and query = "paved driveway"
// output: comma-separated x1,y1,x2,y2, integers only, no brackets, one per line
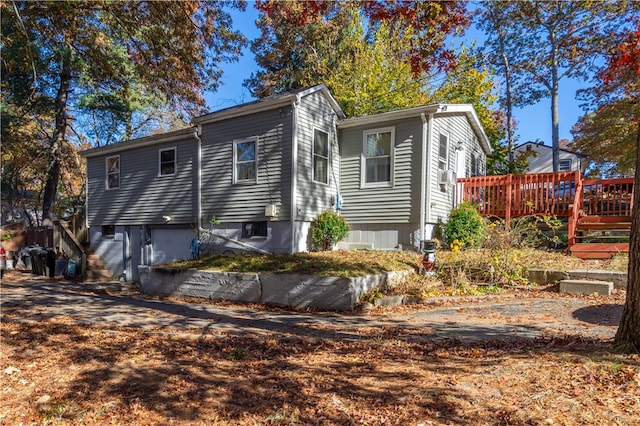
1,271,623,342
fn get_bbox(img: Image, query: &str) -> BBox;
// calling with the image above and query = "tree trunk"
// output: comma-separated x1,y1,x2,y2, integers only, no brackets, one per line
549,30,560,172
550,46,560,173
614,120,640,351
42,51,71,227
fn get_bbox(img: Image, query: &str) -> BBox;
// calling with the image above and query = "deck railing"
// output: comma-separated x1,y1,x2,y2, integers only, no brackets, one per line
581,177,634,216
456,172,634,246
456,171,582,223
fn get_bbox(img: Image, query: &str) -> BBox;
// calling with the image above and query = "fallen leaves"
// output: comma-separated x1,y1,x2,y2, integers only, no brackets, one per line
1,319,639,425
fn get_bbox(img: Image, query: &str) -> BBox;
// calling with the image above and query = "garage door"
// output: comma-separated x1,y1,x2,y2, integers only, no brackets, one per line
152,228,196,264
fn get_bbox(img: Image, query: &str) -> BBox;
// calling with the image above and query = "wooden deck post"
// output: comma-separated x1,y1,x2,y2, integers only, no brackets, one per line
505,174,512,229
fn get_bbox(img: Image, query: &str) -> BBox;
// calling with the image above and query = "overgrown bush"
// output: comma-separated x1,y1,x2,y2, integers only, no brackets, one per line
311,210,350,251
445,202,485,249
480,214,562,285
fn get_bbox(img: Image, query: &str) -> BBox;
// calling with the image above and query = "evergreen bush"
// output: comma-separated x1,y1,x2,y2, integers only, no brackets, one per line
445,202,485,249
311,210,350,251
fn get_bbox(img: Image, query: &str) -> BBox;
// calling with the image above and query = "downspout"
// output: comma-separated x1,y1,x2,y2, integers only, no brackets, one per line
290,95,301,254
84,161,89,234
422,112,435,241
420,113,428,247
194,125,202,238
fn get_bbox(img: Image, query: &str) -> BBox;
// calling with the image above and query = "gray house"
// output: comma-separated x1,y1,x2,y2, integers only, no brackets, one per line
81,85,491,281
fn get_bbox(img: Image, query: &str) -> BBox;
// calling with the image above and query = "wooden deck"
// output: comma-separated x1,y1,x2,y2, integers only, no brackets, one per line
456,172,634,259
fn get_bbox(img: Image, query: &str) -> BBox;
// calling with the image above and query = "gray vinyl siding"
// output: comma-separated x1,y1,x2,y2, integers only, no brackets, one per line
295,91,340,221
200,107,293,223
339,117,422,224
86,137,198,226
428,114,485,223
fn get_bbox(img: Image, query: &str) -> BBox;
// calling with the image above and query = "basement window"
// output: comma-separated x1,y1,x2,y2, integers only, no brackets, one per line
101,225,115,238
242,221,267,239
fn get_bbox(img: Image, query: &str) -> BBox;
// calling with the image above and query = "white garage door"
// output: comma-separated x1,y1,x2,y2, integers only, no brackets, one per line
152,228,196,264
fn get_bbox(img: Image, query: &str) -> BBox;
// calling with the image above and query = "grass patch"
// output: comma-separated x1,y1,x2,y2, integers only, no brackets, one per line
163,248,627,278
161,250,422,278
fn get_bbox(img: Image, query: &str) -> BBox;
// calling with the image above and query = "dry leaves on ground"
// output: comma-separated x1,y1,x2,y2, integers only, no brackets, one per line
2,317,639,426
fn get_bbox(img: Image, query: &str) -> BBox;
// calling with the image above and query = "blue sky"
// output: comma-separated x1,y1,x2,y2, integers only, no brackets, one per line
205,4,589,147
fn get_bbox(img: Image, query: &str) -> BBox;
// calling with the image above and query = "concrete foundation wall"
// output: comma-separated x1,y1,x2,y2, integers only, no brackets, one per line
138,266,408,311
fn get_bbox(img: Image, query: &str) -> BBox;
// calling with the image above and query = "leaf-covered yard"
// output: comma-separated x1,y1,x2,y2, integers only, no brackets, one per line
1,318,638,425
1,249,636,425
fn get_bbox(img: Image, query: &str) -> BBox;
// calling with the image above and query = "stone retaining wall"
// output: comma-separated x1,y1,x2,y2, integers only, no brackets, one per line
138,266,409,311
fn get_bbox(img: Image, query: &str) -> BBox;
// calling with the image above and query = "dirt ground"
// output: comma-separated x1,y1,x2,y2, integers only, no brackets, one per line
1,270,639,425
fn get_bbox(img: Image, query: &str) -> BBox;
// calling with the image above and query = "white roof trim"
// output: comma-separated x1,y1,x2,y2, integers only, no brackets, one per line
80,126,199,158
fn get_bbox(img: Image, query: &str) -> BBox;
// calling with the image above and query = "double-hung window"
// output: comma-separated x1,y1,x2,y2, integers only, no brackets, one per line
159,147,176,176
106,155,120,189
234,138,257,183
313,129,329,184
362,127,394,187
471,152,480,177
438,133,449,170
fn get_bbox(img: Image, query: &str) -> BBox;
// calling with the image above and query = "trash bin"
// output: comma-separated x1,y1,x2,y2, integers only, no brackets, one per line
29,248,45,276
45,248,55,278
66,259,78,278
23,253,32,271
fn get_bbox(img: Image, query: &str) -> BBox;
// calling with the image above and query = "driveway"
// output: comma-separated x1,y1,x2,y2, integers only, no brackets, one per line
1,271,623,343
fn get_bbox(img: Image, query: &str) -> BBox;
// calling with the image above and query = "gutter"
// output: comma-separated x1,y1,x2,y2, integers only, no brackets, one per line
194,125,203,237
290,94,300,253
425,111,435,224
420,112,428,246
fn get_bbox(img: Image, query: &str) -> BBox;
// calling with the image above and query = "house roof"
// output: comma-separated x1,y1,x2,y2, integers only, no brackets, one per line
337,103,492,154
514,141,587,158
80,126,200,158
192,84,346,125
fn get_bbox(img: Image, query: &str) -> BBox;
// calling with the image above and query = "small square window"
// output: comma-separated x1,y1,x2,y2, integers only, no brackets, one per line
559,159,572,172
242,221,267,238
159,148,176,176
102,225,115,238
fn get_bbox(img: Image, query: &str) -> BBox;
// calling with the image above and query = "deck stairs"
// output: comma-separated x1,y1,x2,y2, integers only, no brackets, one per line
569,215,631,259
83,250,116,282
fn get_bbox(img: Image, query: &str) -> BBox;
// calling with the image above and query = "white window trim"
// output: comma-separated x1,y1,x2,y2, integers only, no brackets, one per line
105,155,120,190
438,132,450,171
312,127,330,185
361,126,395,188
158,146,177,177
233,137,258,184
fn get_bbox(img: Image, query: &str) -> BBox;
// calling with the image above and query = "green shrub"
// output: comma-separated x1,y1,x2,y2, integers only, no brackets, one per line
311,210,350,251
445,202,484,249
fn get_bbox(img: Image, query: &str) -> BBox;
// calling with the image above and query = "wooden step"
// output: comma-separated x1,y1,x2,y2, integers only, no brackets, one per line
577,215,632,229
569,242,629,259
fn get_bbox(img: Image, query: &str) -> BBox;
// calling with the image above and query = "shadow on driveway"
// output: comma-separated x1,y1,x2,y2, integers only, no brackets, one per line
572,304,623,326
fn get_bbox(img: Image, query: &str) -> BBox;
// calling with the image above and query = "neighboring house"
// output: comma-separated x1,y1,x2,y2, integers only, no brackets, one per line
80,85,491,281
515,141,587,174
